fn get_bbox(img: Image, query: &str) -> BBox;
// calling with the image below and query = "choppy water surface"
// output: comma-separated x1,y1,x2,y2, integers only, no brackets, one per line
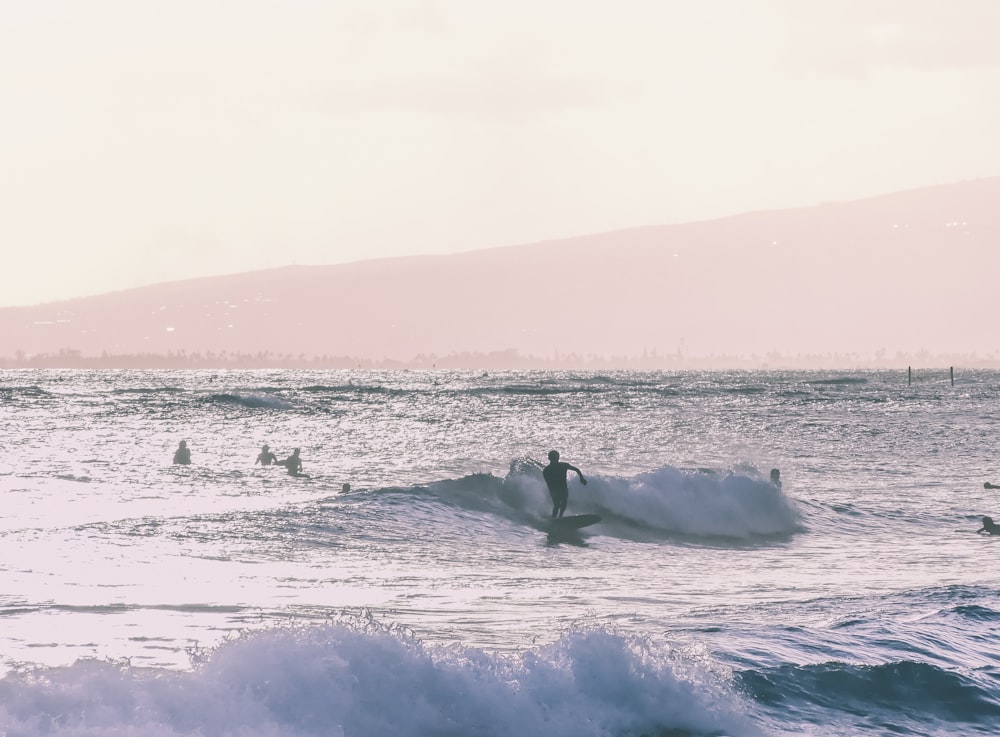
2,368,999,736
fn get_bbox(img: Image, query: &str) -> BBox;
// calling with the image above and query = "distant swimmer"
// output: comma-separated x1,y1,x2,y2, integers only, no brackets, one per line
977,516,1000,535
542,450,586,519
985,482,1000,490
280,448,308,477
256,444,277,466
770,469,782,489
173,440,191,465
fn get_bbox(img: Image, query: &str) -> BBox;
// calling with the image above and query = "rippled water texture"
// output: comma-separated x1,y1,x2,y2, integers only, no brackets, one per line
2,368,999,736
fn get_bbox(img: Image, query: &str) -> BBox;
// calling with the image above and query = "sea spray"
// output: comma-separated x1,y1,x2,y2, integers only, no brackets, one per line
0,621,756,737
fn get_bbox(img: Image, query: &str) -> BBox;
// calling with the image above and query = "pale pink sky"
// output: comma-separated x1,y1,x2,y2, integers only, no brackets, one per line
2,0,999,306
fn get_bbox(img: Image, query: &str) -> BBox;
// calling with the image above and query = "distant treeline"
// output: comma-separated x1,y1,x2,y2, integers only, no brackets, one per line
3,347,1000,370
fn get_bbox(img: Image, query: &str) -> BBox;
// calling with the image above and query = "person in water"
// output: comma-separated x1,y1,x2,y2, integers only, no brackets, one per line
255,444,277,466
977,516,1000,535
985,482,1000,490
280,448,305,476
770,469,781,489
542,450,586,518
173,440,191,465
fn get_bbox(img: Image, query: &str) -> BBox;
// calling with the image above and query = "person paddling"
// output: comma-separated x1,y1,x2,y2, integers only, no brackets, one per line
977,516,1000,535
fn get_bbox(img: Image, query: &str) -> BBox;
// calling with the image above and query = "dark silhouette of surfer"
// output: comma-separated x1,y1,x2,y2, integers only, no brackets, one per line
985,482,1000,490
542,450,586,518
977,516,1000,535
280,448,308,477
255,444,277,466
173,440,191,465
770,468,781,489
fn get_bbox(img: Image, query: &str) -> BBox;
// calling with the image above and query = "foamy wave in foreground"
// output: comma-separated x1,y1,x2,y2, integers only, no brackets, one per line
0,622,755,737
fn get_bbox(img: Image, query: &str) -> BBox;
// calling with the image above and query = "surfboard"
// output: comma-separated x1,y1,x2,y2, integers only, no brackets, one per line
549,514,601,531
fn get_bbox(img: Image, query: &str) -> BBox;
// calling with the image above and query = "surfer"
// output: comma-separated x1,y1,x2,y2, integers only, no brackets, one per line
542,450,586,518
280,448,306,477
255,444,277,466
770,469,781,489
977,516,1000,535
985,482,1000,490
172,440,191,465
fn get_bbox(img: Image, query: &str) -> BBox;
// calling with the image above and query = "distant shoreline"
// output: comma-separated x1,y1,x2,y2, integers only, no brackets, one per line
2,349,999,371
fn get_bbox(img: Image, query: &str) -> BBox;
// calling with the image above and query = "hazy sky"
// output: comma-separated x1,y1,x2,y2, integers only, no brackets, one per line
3,0,999,306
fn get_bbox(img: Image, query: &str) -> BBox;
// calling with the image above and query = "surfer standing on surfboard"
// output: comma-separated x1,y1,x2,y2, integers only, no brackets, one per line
542,450,586,518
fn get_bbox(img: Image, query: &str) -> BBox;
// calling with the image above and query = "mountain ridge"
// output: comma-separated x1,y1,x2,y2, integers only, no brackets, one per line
3,177,998,364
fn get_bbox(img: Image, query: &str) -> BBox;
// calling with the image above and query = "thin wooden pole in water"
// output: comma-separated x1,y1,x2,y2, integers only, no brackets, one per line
951,367,954,386
908,366,912,386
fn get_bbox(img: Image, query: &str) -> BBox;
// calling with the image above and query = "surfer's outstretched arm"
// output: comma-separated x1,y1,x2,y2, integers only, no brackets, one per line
569,464,587,485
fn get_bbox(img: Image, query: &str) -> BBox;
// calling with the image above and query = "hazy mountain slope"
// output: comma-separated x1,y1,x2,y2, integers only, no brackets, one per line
2,178,998,361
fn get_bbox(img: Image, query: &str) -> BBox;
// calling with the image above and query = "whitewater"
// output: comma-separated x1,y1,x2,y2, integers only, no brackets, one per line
1,368,999,736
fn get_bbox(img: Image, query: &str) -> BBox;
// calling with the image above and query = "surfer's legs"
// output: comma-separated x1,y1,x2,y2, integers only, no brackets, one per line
551,489,568,518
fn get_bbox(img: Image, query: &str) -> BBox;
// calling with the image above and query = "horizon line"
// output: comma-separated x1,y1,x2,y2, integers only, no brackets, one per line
3,347,999,372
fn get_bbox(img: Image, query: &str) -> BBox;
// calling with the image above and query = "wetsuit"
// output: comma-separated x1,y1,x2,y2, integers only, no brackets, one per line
543,461,576,518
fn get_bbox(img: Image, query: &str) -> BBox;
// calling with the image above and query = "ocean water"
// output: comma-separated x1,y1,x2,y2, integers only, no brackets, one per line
1,368,999,736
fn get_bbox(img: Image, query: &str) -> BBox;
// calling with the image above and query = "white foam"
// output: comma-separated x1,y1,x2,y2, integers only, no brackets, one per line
504,463,801,539
226,393,294,410
0,622,757,736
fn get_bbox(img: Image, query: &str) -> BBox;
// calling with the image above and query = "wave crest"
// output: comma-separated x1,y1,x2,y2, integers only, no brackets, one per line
502,462,801,540
205,393,293,410
739,660,1000,724
0,622,755,737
